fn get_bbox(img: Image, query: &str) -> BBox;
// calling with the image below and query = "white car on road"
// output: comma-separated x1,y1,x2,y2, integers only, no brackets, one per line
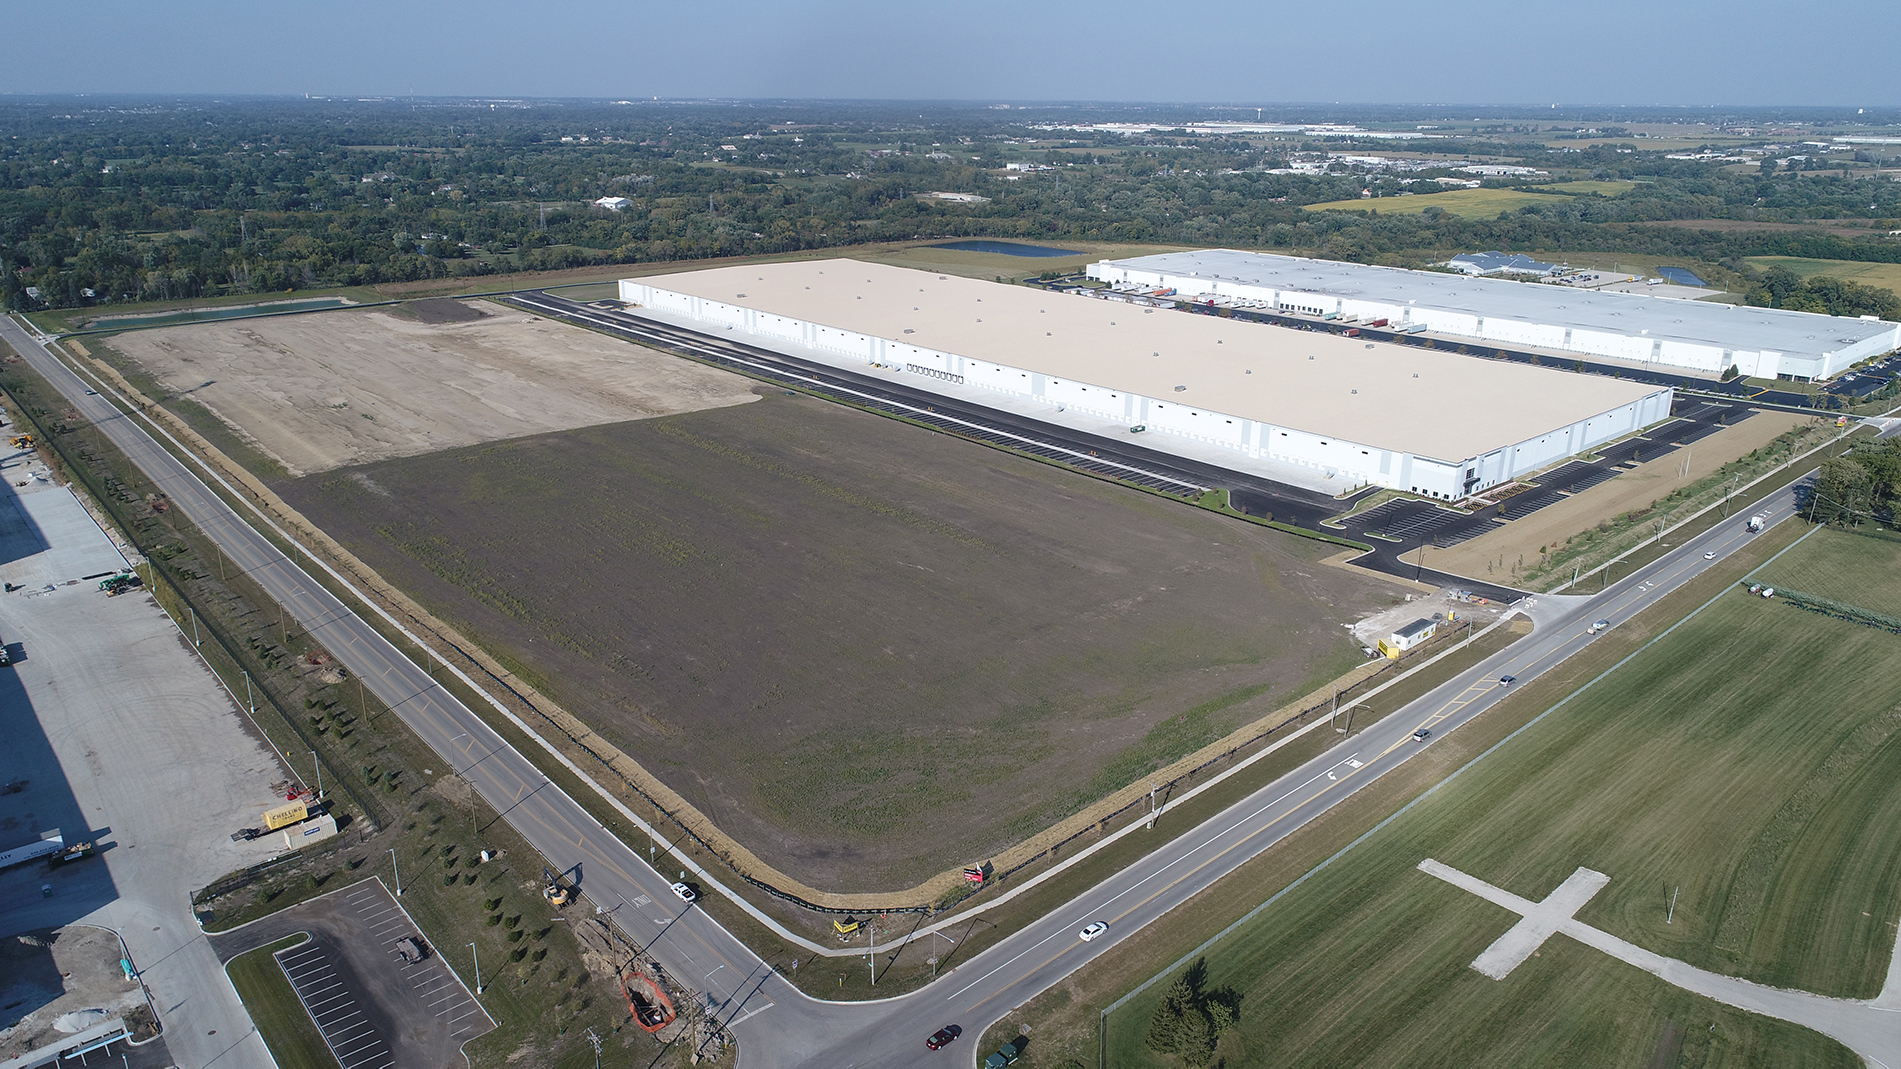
1079,922,1107,942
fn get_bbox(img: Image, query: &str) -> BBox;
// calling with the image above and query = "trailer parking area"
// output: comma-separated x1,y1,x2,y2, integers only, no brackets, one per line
211,878,492,1068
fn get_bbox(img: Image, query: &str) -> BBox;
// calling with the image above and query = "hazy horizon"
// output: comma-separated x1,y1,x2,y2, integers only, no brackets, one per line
7,0,1897,108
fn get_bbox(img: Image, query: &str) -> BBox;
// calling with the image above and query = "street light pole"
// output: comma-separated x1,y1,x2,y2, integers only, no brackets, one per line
390,848,401,896
469,942,482,994
868,923,876,987
310,751,321,802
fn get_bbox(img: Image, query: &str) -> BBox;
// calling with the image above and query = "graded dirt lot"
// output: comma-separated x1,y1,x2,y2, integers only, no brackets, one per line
99,300,759,476
281,395,1391,888
1426,412,1810,582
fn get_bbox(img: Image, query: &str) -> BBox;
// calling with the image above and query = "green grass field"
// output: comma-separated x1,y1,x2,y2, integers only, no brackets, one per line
1303,188,1574,218
1745,257,1901,297
1543,180,1639,196
1753,526,1901,615
226,936,342,1069
1065,537,1901,1067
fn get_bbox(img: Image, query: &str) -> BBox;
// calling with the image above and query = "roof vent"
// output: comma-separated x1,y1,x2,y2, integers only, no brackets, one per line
1309,355,1315,360
1351,389,1359,394
1175,385,1187,392
1245,369,1252,374
737,293,746,297
903,329,915,334
1414,373,1420,378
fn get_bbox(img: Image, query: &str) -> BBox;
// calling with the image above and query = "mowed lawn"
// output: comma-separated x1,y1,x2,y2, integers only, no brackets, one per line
1104,578,1901,1068
225,936,340,1069
1302,188,1577,218
285,393,1387,888
1754,526,1901,615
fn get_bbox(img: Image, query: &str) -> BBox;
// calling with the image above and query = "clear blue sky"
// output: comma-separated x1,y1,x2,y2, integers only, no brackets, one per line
5,0,1895,106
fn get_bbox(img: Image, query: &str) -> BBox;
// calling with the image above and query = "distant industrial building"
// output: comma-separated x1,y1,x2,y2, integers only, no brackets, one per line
1445,251,1559,277
593,196,633,211
621,260,1669,500
1089,249,1900,382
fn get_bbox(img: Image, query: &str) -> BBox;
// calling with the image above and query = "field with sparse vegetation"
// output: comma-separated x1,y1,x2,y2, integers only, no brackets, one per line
282,393,1390,889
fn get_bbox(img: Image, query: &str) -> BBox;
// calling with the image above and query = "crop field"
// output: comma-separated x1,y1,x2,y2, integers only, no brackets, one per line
1745,256,1901,297
1078,560,1901,1068
1302,188,1576,218
1753,526,1901,615
281,393,1389,889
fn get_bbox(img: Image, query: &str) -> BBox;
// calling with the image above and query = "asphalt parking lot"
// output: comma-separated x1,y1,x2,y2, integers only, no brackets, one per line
210,878,493,1068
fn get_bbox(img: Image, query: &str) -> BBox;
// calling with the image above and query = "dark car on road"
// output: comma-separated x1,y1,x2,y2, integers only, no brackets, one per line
927,1025,962,1050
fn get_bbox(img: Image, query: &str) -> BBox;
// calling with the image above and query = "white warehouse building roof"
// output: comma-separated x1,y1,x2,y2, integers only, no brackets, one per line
622,260,1671,500
1089,249,1901,382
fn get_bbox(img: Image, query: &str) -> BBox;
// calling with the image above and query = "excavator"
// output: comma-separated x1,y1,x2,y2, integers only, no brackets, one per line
8,434,33,450
541,867,572,908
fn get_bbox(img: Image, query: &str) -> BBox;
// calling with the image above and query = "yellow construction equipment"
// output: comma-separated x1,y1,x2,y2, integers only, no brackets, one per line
8,435,33,449
262,800,309,830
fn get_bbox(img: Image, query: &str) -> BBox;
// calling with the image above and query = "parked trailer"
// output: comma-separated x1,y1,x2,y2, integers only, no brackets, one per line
1365,318,1389,328
0,830,64,871
1747,514,1765,532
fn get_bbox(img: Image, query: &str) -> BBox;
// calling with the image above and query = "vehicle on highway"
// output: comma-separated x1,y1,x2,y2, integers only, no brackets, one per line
1411,728,1431,742
1588,618,1611,634
1499,675,1515,686
926,1025,963,1050
670,881,697,903
1079,921,1107,942
1704,551,1717,559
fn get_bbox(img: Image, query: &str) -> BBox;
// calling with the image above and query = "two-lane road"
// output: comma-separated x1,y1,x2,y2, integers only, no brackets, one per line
0,311,1811,1069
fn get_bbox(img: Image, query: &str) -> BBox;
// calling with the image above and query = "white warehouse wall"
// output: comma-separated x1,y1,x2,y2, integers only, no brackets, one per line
620,279,1672,501
1087,262,1901,381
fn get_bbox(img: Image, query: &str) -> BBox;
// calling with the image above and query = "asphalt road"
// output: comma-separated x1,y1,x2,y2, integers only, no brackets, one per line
0,311,1813,1069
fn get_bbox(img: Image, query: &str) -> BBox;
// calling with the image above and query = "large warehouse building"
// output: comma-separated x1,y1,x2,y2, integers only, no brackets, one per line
621,260,1671,500
1089,249,1901,382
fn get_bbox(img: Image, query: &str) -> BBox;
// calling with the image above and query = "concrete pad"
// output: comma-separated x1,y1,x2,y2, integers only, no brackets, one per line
0,456,127,592
0,474,285,1069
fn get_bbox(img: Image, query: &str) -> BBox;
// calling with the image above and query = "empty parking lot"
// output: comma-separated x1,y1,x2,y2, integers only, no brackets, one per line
211,878,492,1068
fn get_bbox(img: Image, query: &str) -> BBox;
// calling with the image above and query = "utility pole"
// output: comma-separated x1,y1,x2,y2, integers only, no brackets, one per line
1667,886,1679,924
1415,538,1428,582
310,751,321,802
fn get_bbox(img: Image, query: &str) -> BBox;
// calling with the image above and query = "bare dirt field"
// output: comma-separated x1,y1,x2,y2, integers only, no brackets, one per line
281,395,1392,888
98,299,759,476
1425,411,1809,582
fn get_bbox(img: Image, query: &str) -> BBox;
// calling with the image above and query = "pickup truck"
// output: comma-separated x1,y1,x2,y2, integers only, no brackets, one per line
984,1040,1023,1068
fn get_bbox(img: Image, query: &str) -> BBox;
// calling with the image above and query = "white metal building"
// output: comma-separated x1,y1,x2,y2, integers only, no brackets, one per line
1089,249,1901,382
620,260,1671,500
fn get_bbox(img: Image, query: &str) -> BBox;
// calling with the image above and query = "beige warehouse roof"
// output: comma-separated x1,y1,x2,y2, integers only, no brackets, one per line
633,259,1665,461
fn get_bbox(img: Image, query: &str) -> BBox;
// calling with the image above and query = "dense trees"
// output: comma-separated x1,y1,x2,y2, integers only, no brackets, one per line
1145,959,1240,1067
1744,265,1901,318
1812,439,1901,524
4,99,1901,312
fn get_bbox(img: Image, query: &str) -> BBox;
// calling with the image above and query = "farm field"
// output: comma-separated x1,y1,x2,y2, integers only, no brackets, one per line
1303,188,1576,218
1745,256,1901,297
95,298,760,476
1752,526,1901,615
281,393,1391,889
1079,564,1901,1068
